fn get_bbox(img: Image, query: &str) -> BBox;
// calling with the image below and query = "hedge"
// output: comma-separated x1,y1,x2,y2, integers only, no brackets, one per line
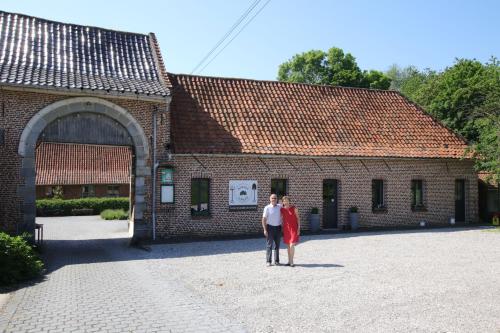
36,197,129,216
0,232,44,286
100,209,129,220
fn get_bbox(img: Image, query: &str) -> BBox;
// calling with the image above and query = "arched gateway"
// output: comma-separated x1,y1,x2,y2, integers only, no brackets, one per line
18,97,150,238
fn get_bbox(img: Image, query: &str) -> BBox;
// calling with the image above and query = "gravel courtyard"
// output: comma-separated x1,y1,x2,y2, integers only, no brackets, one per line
147,227,500,332
1,217,499,332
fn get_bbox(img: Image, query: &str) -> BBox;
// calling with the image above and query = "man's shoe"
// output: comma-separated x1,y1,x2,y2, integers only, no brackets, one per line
275,262,281,266
266,262,272,267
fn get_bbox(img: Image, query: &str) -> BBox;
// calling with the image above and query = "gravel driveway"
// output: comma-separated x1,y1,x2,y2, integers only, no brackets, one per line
1,217,499,332
147,227,500,332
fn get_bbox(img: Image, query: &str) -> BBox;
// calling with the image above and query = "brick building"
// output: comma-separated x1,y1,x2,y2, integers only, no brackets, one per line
0,10,479,240
36,142,132,199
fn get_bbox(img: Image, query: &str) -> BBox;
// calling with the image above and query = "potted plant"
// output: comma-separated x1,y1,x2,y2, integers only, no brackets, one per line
309,207,320,232
349,206,359,230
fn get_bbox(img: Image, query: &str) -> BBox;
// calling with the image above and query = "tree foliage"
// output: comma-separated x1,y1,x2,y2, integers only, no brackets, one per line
278,47,391,89
388,58,500,179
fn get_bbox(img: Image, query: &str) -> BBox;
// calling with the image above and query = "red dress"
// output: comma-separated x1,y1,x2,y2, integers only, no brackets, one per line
281,205,299,244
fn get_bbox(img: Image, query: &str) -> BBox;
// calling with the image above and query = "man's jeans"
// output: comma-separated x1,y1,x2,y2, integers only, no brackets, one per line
266,224,281,263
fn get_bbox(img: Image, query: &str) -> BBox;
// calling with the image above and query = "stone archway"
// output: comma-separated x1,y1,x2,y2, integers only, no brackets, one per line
18,97,150,238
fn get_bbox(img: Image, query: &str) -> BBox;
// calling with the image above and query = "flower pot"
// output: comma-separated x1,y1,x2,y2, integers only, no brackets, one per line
309,213,320,232
349,212,359,230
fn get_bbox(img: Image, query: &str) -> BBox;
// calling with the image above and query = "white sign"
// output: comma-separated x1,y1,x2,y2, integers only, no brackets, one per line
161,185,174,203
229,180,258,206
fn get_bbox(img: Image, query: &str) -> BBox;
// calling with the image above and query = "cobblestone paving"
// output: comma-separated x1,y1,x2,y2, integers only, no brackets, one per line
0,216,246,333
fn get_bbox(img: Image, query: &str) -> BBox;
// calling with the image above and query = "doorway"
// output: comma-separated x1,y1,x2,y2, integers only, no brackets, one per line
455,179,466,222
323,179,338,228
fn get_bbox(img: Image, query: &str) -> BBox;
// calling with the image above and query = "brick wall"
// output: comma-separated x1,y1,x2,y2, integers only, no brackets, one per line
0,89,166,233
154,155,478,238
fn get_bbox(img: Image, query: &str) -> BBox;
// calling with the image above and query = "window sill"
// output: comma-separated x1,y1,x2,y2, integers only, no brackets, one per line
372,207,388,213
412,206,427,212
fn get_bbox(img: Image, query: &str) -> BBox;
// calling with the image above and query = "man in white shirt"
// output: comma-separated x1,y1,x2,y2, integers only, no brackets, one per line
262,194,282,266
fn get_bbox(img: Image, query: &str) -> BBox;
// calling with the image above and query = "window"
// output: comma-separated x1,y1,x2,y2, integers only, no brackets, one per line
411,180,425,210
191,178,210,216
271,179,288,200
372,179,385,211
487,187,499,213
107,185,120,197
82,185,95,198
160,168,174,203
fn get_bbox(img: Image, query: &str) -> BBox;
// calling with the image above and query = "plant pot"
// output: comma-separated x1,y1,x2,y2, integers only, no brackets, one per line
349,212,359,230
309,213,320,232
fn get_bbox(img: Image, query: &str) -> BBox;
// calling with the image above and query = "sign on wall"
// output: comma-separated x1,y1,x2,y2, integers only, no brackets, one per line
229,180,258,210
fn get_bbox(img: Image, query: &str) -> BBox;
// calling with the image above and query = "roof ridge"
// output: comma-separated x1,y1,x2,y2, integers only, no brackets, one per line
0,10,150,37
168,72,399,94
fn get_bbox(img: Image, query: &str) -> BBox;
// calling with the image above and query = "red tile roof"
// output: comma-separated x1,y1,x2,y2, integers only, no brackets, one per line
169,74,470,159
36,143,131,185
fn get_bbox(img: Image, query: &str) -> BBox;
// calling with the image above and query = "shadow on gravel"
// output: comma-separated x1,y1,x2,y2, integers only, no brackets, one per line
41,226,485,273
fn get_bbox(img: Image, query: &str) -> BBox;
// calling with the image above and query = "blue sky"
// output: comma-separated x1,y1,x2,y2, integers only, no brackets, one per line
2,0,499,80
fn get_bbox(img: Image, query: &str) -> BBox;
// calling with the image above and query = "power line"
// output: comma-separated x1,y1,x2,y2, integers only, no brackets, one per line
198,0,272,74
191,0,262,74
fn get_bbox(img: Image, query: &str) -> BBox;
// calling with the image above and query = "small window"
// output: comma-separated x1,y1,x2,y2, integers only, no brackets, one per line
372,179,385,211
411,180,425,210
160,168,174,203
191,178,210,216
271,179,288,200
82,185,95,198
107,185,120,197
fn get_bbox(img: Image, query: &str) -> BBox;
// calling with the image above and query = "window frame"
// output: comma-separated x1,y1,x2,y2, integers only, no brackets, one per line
411,179,426,211
107,184,120,198
191,178,211,217
372,179,386,212
81,184,95,198
271,178,288,201
160,168,175,204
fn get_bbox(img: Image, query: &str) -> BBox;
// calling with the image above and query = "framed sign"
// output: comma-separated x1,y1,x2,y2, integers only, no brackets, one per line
160,168,173,184
161,185,174,203
229,180,257,210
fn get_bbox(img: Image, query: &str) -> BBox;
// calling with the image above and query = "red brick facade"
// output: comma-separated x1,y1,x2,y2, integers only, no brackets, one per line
154,155,478,238
0,89,166,233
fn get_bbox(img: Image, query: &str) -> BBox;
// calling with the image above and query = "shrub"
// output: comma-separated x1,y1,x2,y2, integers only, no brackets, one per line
36,197,129,216
311,207,319,214
0,232,44,286
349,206,359,213
100,209,129,220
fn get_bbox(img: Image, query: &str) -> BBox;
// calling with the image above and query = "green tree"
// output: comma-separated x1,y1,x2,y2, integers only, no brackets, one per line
278,47,391,89
390,58,500,178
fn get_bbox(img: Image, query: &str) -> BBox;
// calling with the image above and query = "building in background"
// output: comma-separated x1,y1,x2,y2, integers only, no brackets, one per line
36,143,132,199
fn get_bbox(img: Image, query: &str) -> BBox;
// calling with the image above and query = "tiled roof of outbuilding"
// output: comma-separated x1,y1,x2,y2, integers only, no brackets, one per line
0,11,170,97
170,74,470,159
36,142,131,185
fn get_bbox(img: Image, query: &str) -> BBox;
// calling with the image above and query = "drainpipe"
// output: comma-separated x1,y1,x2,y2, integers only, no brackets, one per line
151,95,172,241
152,108,158,241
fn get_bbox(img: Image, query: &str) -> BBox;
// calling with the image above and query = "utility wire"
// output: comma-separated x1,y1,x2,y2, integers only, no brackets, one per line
198,0,272,74
191,0,262,74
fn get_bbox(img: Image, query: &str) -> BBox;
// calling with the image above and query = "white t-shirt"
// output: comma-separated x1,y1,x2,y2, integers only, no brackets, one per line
263,203,282,226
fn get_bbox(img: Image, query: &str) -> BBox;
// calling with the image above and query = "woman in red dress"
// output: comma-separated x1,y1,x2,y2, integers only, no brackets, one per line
280,196,300,267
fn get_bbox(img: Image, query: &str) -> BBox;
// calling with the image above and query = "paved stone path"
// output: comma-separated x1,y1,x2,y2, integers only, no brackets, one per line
0,216,246,333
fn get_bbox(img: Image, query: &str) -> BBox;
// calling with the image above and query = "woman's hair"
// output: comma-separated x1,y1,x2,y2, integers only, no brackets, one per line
282,195,290,204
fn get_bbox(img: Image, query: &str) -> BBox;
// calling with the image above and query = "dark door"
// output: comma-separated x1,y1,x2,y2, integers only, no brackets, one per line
455,179,466,222
323,180,338,228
